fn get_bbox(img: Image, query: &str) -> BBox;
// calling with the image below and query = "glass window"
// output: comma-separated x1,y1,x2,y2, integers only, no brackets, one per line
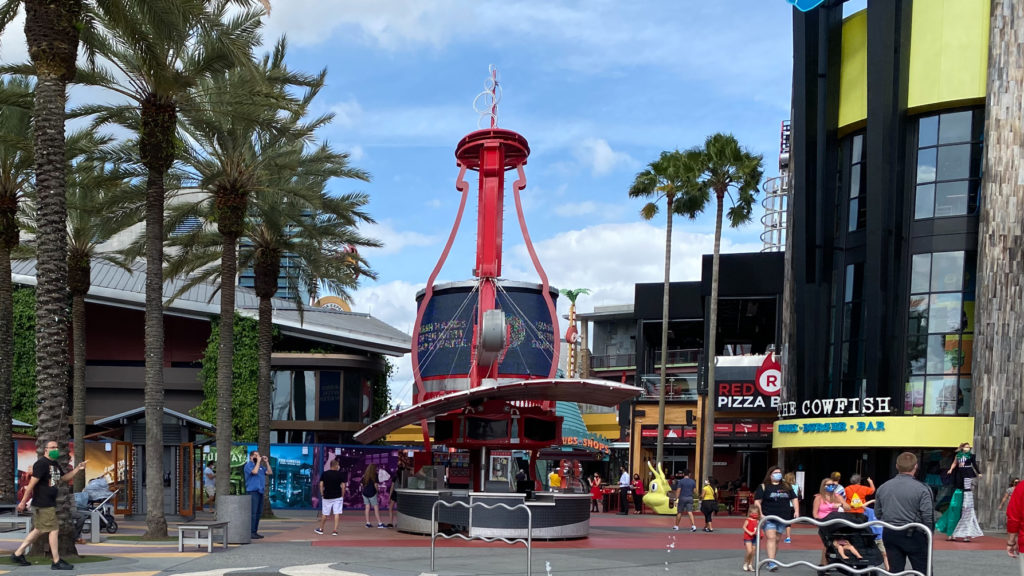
843,132,866,232
916,148,937,183
905,376,925,415
913,109,983,219
906,251,975,415
931,252,965,291
938,111,972,144
919,116,939,147
910,254,931,293
270,370,315,422
936,145,971,181
915,184,935,220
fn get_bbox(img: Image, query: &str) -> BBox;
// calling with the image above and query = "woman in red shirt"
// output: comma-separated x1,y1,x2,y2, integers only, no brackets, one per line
1006,478,1024,558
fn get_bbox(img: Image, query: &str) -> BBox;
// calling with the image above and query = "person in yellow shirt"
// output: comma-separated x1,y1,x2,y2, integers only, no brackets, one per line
699,479,719,532
548,469,562,492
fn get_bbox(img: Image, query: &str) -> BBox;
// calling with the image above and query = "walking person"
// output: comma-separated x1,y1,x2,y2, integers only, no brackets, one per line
948,442,984,542
243,450,273,539
202,460,216,512
783,471,800,543
741,504,762,572
813,477,845,568
361,463,385,528
699,478,718,532
753,466,799,572
617,466,630,515
672,470,697,532
315,459,346,536
9,440,87,570
875,452,934,575
632,473,646,513
999,478,1020,510
1006,474,1024,561
589,473,602,512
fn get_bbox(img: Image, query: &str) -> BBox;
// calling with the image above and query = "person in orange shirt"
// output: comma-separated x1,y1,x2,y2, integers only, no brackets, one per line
844,473,875,514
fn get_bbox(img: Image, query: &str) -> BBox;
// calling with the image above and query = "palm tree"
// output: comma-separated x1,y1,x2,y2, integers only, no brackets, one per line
688,133,762,486
628,149,702,466
166,161,376,510
0,76,34,505
0,0,84,556
76,0,265,538
559,288,590,378
173,36,329,512
18,132,138,491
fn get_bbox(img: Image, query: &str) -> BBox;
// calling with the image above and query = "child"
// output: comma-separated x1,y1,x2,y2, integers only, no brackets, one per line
832,538,863,560
742,505,762,572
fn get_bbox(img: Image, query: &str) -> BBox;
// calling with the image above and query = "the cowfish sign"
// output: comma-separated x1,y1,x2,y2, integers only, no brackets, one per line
714,354,781,412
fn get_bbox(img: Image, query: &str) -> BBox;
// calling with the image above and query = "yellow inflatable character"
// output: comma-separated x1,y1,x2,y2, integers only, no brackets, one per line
641,461,675,515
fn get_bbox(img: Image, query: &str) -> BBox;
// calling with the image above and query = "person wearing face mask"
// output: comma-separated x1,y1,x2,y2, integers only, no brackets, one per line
243,450,273,539
945,442,983,542
9,440,87,570
753,467,798,572
875,452,934,575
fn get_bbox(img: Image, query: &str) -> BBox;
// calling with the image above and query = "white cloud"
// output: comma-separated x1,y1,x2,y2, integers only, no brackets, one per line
0,9,27,64
573,137,636,176
361,220,438,256
427,198,442,209
552,200,630,220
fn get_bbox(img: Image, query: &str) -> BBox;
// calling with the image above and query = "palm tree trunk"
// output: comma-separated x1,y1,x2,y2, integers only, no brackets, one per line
215,235,237,509
31,73,77,558
71,290,86,493
143,169,167,538
656,198,674,466
701,192,724,486
257,294,273,518
973,0,1024,529
0,246,14,503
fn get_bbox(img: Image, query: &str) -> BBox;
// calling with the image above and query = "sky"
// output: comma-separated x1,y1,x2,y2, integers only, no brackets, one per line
0,1,869,405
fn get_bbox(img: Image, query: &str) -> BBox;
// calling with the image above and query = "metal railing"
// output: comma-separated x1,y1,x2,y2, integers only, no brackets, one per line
639,374,699,401
755,514,933,576
654,348,702,366
430,499,534,576
589,353,635,369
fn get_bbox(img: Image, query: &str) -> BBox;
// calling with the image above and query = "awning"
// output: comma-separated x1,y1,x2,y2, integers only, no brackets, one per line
12,418,30,427
355,378,642,444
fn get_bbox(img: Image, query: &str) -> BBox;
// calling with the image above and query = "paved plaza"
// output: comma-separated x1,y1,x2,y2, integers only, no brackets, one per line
1,511,1019,575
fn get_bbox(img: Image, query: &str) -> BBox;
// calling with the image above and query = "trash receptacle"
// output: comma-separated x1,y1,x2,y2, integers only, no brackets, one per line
218,494,252,544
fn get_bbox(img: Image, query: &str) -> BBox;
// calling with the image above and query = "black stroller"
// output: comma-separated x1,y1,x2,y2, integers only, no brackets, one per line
77,478,119,534
817,512,883,574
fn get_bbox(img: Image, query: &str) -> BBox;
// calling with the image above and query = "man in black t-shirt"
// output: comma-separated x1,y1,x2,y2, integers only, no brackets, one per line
315,459,347,536
10,440,87,570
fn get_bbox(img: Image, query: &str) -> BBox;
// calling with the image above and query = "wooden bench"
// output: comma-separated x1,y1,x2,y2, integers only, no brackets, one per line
0,513,32,536
176,520,230,553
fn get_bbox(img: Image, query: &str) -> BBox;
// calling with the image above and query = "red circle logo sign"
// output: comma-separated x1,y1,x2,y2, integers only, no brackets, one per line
755,353,782,396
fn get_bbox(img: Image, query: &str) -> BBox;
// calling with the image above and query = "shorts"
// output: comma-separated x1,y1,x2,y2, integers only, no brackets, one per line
762,519,786,532
362,495,379,508
322,497,344,515
204,485,216,498
743,537,756,545
33,506,58,533
676,499,694,512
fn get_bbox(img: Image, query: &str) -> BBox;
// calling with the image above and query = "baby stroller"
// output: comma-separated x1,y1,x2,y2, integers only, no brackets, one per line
78,477,119,534
817,512,883,575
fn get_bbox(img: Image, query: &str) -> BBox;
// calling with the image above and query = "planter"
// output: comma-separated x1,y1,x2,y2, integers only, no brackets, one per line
217,494,251,544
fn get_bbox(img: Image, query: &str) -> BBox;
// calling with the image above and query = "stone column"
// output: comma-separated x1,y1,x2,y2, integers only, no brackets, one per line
973,0,1024,530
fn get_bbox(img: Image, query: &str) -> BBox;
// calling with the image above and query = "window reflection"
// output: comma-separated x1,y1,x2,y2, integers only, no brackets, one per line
913,109,983,219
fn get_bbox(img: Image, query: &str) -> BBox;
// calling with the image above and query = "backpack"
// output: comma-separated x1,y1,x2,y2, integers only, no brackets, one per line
362,481,377,498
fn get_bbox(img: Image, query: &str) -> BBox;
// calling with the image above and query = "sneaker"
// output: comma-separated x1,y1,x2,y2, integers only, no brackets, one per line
10,553,31,566
743,564,751,572
377,523,386,529
331,531,338,536
365,523,372,528
672,525,679,531
690,526,697,532
314,528,324,535
52,560,74,570
767,561,779,572
784,537,792,543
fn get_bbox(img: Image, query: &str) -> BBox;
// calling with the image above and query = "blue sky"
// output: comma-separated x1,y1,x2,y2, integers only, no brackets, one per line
267,1,797,402
1,1,875,404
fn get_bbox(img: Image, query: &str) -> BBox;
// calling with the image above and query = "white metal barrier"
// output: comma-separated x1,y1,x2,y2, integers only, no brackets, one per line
430,499,533,576
755,514,933,576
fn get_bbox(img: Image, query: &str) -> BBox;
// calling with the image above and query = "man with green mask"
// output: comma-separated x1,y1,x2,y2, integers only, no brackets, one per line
9,440,87,570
